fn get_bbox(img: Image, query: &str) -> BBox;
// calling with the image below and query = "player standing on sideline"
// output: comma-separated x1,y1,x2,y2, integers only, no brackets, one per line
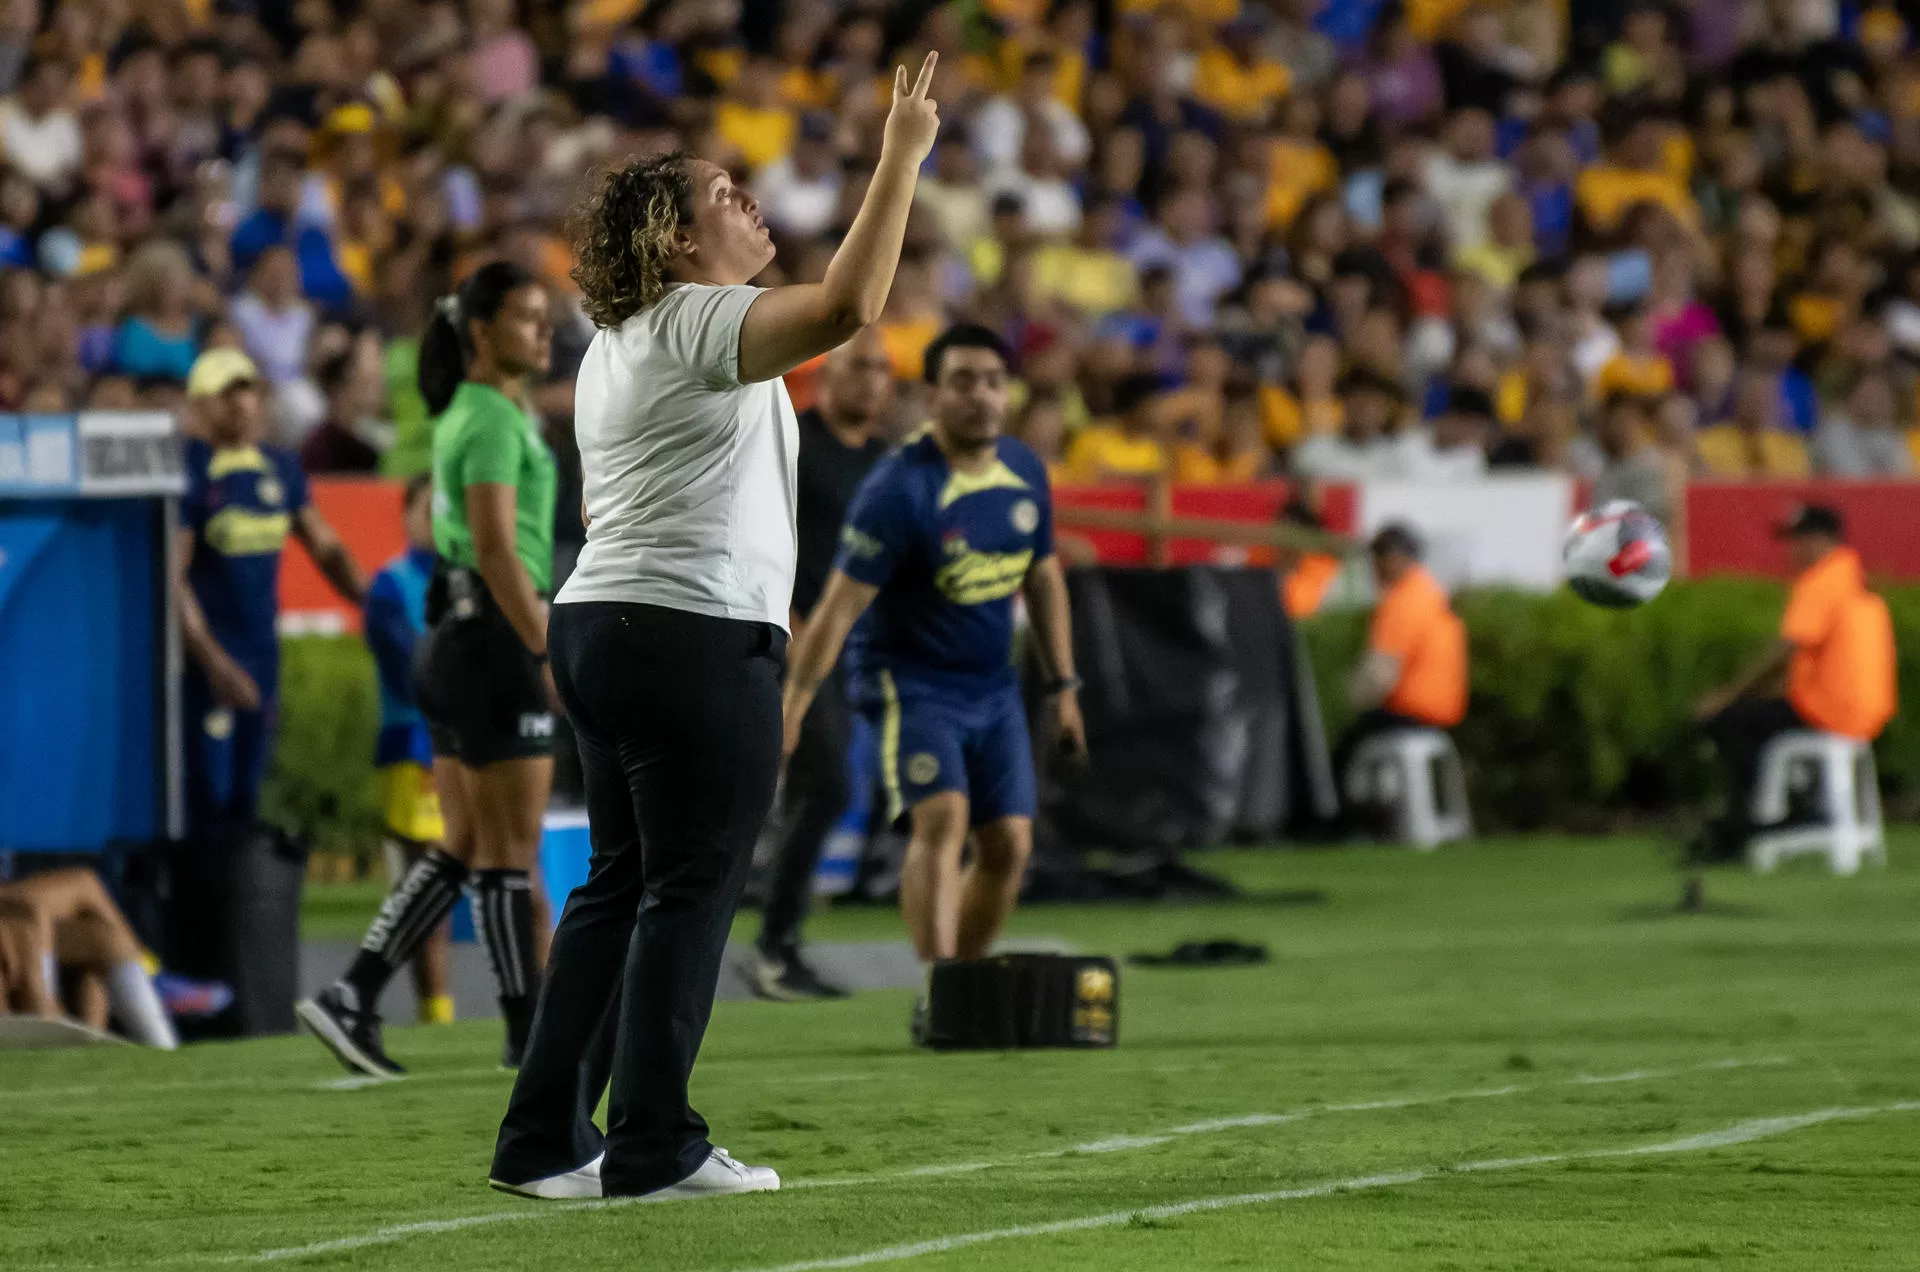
174,348,366,850
364,474,455,1025
487,55,941,1202
781,324,1087,1044
299,261,557,1076
752,329,893,1002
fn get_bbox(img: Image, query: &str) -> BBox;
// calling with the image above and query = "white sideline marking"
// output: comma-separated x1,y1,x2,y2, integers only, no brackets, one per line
787,1056,1786,1189
231,1057,1786,1264
735,1104,1920,1272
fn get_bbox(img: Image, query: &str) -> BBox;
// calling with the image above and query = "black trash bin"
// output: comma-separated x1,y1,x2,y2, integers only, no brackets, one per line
168,823,308,1040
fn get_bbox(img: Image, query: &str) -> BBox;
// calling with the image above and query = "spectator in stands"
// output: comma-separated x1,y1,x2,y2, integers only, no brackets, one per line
1813,371,1915,478
231,244,316,393
300,347,388,474
1692,506,1897,860
1066,371,1169,481
1428,386,1494,480
1295,367,1403,480
1593,393,1681,529
1697,370,1813,478
230,146,350,313
1333,524,1467,825
173,348,366,850
1175,378,1269,483
111,240,201,384
363,475,455,1026
0,55,82,191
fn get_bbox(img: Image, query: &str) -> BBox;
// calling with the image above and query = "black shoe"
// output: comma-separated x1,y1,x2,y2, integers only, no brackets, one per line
751,947,851,1002
296,986,406,1078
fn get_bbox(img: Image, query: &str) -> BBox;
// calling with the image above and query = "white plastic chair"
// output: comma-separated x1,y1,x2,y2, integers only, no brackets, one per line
1345,729,1472,850
1746,731,1885,876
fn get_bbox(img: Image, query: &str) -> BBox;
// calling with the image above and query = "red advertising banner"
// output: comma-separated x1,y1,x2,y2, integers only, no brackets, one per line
1686,482,1920,581
280,478,406,633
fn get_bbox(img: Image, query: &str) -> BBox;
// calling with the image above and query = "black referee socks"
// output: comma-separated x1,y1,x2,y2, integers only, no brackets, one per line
475,868,539,1060
340,848,469,1012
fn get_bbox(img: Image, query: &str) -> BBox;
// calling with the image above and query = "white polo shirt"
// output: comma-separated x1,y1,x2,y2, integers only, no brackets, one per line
558,283,800,630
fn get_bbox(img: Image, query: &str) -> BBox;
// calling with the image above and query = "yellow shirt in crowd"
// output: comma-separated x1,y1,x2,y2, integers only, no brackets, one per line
1694,426,1813,478
1065,423,1168,480
1029,244,1139,317
1193,46,1292,122
1593,352,1675,400
1263,140,1338,230
1260,385,1343,449
715,101,795,171
1574,165,1700,233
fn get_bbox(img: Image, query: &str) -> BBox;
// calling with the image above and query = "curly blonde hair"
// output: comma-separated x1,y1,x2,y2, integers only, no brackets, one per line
570,151,697,328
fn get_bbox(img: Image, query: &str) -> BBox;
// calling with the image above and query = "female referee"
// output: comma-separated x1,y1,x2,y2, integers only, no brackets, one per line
486,55,943,1202
299,260,558,1077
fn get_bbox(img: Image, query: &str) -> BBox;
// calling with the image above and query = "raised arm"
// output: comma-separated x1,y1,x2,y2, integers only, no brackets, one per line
781,569,879,758
736,54,941,384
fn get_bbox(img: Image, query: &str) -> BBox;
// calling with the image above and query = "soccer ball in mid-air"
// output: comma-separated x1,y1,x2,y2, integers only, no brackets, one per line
1562,500,1672,609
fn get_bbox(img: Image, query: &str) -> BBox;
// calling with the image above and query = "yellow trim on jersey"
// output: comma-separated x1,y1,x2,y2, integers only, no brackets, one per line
879,670,904,824
937,459,1029,509
207,446,270,478
935,548,1033,605
204,507,291,556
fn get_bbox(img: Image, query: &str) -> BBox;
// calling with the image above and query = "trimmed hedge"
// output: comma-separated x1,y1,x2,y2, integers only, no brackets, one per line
1299,579,1920,831
266,579,1919,851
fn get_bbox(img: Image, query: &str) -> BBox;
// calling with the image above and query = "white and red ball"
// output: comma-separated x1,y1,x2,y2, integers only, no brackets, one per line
1562,500,1672,609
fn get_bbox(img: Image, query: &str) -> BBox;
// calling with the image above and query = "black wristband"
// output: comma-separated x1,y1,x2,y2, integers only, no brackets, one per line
1044,675,1082,696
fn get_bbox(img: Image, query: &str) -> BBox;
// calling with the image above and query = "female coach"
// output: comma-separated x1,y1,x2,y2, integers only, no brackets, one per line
299,260,558,1077
488,55,942,1201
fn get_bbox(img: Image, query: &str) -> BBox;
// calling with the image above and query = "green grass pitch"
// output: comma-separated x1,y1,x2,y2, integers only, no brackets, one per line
4,833,1919,1271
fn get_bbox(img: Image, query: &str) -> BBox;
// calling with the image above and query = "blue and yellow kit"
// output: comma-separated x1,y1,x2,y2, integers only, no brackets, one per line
365,545,445,845
836,433,1054,825
179,438,309,829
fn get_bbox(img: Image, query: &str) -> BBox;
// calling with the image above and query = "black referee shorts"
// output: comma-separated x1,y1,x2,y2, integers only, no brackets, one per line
415,588,554,767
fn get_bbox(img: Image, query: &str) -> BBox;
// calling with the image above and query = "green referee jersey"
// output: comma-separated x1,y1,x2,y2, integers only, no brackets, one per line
431,381,557,594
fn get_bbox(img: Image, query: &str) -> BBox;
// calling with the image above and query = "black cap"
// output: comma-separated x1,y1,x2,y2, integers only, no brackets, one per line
1370,522,1423,559
1774,504,1844,539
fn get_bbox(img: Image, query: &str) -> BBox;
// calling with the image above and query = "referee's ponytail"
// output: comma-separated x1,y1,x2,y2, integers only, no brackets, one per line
418,260,541,415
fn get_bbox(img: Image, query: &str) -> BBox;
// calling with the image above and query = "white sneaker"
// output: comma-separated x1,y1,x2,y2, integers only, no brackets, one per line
489,1155,604,1201
646,1148,779,1200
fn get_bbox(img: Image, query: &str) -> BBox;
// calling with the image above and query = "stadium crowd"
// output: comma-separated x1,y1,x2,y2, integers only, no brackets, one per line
3,0,1920,522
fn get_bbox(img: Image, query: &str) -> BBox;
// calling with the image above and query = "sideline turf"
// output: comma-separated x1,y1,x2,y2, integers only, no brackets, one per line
2,834,1917,1272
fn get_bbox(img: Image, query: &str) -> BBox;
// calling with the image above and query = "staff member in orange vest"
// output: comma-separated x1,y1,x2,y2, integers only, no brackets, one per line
1692,505,1897,859
1275,499,1343,621
1333,525,1468,811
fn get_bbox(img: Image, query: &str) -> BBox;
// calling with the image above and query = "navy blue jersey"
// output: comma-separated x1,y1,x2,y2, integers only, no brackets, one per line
181,438,309,678
836,433,1053,696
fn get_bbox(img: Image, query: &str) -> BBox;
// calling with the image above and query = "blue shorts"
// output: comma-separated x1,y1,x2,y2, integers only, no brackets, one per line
864,673,1036,828
183,666,277,835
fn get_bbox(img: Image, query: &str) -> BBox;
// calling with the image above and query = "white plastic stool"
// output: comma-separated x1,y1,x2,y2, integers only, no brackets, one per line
1345,729,1472,850
1746,731,1885,876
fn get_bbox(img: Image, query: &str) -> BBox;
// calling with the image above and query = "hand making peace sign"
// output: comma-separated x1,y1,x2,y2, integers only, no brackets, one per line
884,51,941,164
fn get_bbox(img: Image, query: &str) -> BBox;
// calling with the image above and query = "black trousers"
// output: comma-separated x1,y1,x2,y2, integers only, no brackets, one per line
1703,696,1808,846
492,601,785,1195
758,667,851,956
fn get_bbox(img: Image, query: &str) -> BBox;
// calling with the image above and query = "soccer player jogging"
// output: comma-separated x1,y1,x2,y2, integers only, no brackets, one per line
299,261,558,1076
781,324,1087,1043
487,54,940,1203
752,329,893,1002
